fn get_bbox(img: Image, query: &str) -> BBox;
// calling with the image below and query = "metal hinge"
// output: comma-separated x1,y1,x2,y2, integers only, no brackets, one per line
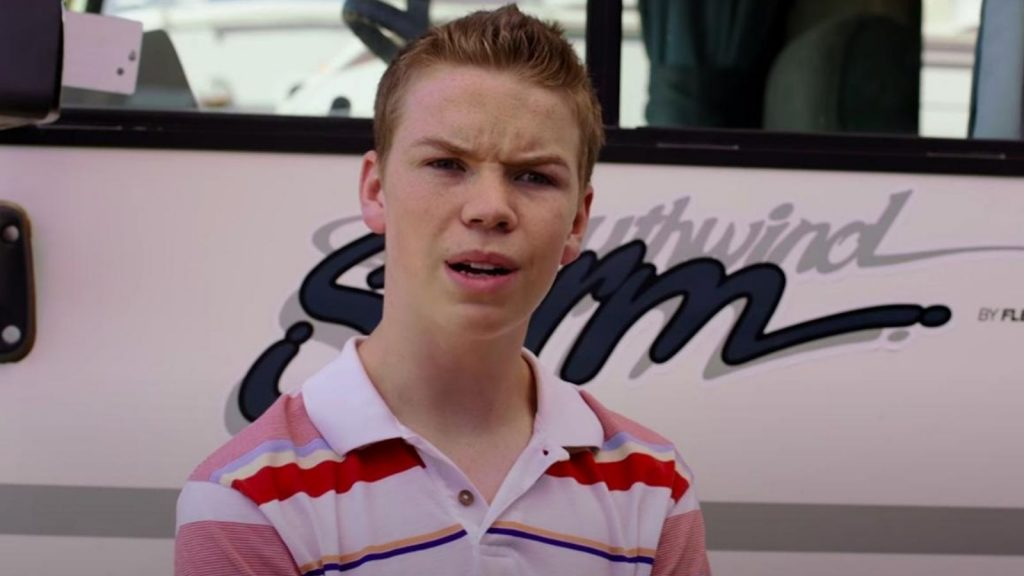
0,202,34,363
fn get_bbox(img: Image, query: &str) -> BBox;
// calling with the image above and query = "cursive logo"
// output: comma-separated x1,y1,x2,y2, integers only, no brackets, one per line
235,190,1024,421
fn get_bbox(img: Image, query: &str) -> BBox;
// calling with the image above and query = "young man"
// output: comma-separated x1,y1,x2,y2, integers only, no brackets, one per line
176,6,710,575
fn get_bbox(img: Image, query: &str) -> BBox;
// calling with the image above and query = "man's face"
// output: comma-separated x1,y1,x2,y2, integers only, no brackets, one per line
359,64,592,340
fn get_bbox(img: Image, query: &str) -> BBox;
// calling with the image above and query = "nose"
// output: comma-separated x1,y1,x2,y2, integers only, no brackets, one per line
461,171,518,232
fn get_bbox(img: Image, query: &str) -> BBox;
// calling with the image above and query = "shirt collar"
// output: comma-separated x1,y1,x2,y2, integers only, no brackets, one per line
522,347,603,451
302,337,603,456
302,337,407,456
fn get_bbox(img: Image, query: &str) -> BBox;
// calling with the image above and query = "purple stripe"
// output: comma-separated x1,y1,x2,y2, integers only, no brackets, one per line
302,529,468,575
210,438,333,483
486,527,654,565
603,431,674,454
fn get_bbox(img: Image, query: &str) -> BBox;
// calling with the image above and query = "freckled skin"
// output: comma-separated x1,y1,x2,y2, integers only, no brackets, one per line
359,64,593,342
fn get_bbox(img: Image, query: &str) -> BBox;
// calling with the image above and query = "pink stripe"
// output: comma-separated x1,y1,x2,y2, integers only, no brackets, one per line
580,390,673,444
190,393,322,482
651,510,711,576
175,521,300,576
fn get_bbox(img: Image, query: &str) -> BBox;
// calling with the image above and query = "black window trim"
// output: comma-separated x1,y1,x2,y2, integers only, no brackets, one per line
2,0,1022,177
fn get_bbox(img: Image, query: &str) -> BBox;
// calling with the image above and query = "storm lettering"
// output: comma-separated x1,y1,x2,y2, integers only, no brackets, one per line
528,242,950,382
238,232,952,419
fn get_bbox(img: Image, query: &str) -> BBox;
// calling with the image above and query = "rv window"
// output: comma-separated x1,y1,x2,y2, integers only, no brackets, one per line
625,0,986,140
55,0,1024,145
63,0,587,118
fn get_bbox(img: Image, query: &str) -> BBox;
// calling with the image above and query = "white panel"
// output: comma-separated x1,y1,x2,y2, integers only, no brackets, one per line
2,145,1023,573
710,551,1024,576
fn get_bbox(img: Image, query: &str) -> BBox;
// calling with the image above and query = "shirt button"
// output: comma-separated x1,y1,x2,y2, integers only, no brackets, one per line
458,489,475,507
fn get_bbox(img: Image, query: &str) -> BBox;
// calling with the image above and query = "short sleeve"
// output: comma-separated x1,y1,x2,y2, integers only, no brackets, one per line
175,480,301,576
651,467,711,576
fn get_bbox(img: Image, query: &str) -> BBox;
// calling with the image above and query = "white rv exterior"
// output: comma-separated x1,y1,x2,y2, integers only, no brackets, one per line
2,142,1023,574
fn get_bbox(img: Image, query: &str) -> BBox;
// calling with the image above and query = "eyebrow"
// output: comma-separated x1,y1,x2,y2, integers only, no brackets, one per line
411,136,473,157
410,136,571,171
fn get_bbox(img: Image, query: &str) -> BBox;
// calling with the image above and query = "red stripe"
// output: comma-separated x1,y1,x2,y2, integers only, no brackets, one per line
546,452,690,502
232,438,424,505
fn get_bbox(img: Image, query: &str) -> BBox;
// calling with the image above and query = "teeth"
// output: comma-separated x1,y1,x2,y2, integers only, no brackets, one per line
451,261,509,276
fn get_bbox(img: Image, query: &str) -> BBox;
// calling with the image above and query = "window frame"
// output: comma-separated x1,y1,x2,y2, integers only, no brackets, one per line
2,0,1022,177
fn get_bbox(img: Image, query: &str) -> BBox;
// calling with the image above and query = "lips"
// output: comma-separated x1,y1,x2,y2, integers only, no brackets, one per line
445,251,519,278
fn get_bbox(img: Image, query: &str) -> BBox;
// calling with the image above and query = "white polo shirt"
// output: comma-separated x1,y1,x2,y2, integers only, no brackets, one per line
176,338,709,575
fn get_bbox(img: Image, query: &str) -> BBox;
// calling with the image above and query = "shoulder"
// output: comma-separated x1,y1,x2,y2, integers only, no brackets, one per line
177,392,327,532
186,392,324,485
577,389,676,447
575,390,695,502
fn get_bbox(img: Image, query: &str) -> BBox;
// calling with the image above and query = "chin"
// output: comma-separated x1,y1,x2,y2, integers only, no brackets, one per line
438,305,531,343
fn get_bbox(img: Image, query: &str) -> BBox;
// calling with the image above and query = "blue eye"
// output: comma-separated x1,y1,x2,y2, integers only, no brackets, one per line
428,158,463,171
517,171,554,186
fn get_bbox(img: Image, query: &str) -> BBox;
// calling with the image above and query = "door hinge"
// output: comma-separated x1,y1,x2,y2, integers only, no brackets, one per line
1,202,35,363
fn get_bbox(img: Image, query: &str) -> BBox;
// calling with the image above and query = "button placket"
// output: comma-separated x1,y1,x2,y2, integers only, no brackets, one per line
479,440,562,531
402,434,487,532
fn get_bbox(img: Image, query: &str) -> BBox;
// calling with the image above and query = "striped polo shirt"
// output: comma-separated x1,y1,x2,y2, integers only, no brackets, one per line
175,338,710,575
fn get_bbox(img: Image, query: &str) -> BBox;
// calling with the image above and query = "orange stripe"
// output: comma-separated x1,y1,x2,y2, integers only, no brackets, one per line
491,520,656,558
298,525,465,573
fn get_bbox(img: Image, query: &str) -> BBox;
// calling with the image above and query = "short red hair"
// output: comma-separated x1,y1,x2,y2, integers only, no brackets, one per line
373,4,604,189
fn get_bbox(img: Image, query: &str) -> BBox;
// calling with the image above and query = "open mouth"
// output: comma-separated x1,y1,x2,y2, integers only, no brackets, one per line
448,262,514,277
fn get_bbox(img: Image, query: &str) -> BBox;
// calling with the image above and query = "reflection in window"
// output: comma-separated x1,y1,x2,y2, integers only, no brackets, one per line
67,0,587,118
625,0,984,139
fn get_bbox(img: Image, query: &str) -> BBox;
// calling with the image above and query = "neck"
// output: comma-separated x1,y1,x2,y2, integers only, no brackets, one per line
357,313,535,439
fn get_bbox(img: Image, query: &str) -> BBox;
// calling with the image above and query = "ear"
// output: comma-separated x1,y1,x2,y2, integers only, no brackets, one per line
561,184,593,265
359,150,386,234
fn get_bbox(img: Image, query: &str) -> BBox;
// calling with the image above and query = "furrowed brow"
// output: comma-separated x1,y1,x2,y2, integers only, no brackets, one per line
410,137,472,157
508,154,571,171
410,137,572,173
